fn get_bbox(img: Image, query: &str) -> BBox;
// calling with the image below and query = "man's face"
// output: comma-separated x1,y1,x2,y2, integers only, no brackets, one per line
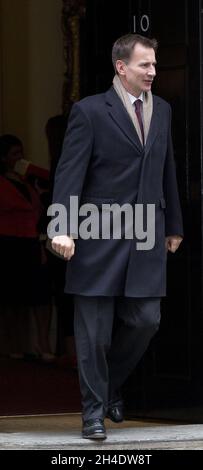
116,43,157,96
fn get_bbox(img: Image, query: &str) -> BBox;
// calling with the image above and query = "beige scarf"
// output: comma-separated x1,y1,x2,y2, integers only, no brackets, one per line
113,74,153,145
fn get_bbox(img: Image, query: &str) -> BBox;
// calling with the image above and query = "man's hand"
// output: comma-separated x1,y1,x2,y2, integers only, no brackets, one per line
51,235,75,260
165,235,183,253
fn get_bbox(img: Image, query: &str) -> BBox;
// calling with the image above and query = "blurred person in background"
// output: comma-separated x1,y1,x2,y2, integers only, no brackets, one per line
0,134,53,361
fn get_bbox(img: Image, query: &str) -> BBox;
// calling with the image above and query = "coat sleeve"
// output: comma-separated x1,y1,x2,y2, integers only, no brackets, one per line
52,102,93,234
163,105,184,237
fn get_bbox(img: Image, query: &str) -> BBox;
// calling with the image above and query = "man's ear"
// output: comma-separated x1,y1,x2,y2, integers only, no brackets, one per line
115,60,127,76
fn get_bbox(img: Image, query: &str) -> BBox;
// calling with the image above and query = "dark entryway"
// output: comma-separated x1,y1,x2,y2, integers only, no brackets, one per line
81,0,203,420
1,0,202,420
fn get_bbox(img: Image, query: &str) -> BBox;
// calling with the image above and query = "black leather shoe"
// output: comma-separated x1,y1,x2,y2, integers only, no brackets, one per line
106,405,124,423
82,418,107,440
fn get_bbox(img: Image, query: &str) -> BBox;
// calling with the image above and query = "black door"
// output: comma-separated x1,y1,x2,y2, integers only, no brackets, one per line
124,0,203,422
83,0,203,421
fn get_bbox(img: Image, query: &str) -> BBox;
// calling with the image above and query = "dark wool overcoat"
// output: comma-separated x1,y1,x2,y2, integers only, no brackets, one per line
52,87,183,297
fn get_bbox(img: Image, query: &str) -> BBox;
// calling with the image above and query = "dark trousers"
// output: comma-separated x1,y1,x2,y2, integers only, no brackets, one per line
74,295,161,421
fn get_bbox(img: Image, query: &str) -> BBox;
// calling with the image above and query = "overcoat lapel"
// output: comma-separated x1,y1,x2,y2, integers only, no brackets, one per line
136,98,162,203
144,97,161,155
105,88,161,156
105,87,143,154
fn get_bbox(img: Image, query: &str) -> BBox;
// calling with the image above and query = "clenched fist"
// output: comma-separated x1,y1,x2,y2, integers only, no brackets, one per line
51,235,75,260
165,235,183,253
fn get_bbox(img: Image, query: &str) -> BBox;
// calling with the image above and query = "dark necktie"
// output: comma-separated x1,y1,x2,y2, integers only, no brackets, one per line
134,99,144,144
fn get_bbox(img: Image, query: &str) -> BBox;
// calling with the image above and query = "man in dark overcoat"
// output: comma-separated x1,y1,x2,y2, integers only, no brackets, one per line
51,34,183,440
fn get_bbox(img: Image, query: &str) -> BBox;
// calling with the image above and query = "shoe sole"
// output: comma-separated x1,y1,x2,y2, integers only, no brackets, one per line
106,415,124,423
82,432,107,440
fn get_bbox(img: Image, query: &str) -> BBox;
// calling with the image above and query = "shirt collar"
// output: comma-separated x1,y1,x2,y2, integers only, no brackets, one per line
127,91,144,104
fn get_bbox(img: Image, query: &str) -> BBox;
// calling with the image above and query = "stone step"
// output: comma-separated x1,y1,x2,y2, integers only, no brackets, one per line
0,414,203,450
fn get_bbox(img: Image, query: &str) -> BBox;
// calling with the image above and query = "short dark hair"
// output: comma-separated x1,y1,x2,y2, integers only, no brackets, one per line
0,134,22,160
112,33,158,74
0,134,23,174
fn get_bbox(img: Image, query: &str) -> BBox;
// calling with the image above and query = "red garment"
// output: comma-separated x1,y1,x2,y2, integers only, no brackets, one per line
14,159,49,181
26,163,49,180
0,175,42,238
